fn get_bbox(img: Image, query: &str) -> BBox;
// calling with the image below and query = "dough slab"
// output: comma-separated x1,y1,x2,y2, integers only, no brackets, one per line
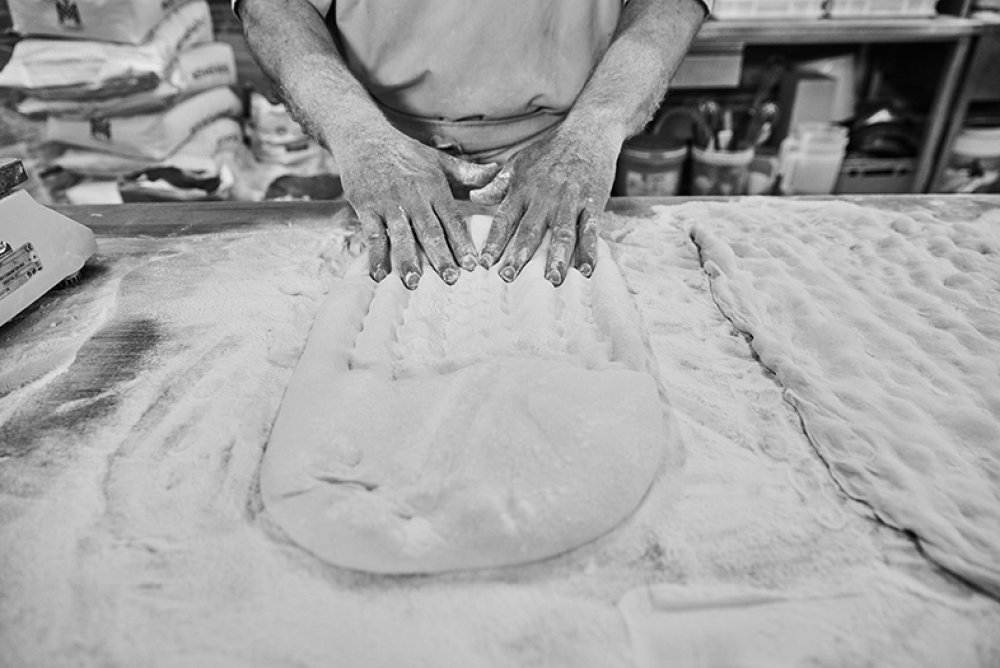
261,216,672,574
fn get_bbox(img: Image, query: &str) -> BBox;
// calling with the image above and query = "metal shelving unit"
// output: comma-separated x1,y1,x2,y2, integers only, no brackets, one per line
691,16,986,192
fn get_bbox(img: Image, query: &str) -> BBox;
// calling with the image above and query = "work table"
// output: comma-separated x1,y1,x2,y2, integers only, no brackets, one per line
2,195,999,667
51,193,999,235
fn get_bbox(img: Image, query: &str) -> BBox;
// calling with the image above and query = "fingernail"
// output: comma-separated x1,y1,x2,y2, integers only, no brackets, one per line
579,262,593,278
499,266,516,283
404,271,421,289
479,252,494,269
442,267,460,285
545,268,563,285
460,254,477,271
372,267,387,282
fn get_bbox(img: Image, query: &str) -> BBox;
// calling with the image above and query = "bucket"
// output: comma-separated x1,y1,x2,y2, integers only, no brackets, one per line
690,147,754,196
614,141,688,196
779,123,848,195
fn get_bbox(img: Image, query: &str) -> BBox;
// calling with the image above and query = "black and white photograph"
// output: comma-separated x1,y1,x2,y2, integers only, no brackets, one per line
1,1,999,666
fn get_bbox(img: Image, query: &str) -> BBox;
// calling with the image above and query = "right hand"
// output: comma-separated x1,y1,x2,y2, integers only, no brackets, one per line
338,128,501,289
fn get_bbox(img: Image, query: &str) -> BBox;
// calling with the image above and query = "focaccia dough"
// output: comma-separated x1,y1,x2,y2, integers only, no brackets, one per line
261,216,672,573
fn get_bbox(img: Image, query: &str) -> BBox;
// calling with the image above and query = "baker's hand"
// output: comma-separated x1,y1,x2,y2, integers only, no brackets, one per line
469,120,622,286
339,129,501,289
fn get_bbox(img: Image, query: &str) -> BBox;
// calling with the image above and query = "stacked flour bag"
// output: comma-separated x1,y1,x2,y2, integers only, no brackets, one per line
0,0,244,202
230,91,342,201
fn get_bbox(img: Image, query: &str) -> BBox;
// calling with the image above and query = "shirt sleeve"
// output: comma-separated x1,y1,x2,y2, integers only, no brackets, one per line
232,0,332,18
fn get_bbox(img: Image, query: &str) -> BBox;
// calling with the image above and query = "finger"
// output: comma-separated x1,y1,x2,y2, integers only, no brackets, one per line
574,208,599,278
479,196,525,269
469,166,512,206
440,155,502,189
432,199,478,272
409,201,461,285
497,205,547,283
357,209,390,282
544,204,578,287
385,206,422,290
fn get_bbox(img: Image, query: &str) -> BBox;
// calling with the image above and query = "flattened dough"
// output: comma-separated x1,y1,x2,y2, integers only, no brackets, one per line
688,200,1000,598
261,216,671,573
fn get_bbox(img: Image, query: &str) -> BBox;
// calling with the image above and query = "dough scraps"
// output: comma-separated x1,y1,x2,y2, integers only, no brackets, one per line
261,215,672,574
687,200,1000,598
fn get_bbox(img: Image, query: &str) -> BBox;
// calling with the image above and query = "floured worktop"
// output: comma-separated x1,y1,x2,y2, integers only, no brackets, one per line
1,198,999,667
261,216,669,573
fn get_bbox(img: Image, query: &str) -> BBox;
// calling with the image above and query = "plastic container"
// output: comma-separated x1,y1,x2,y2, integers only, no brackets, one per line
614,142,688,197
712,0,826,19
835,157,916,194
690,147,755,196
779,123,848,195
827,0,937,17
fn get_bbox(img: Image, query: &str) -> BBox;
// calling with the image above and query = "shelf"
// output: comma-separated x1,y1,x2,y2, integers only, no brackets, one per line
695,16,984,45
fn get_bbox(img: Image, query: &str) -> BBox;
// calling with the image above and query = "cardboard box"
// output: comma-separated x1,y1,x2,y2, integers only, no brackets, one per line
773,70,838,146
8,0,191,45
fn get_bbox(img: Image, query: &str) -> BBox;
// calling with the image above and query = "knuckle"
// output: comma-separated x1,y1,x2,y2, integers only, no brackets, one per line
552,227,576,244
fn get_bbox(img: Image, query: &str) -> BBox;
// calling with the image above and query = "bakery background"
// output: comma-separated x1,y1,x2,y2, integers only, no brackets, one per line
0,0,998,204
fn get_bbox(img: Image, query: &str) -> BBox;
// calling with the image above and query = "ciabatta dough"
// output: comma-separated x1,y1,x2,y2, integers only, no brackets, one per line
261,216,671,573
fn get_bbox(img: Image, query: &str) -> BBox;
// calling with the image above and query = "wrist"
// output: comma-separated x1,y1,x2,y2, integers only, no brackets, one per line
560,109,628,153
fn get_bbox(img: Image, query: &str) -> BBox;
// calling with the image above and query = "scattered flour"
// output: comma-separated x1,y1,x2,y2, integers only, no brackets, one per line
1,200,998,667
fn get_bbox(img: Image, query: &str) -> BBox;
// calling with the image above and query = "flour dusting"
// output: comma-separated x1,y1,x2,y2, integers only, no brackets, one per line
1,201,998,667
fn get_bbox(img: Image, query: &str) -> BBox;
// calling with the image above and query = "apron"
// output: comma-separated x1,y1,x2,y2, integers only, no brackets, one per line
320,0,622,161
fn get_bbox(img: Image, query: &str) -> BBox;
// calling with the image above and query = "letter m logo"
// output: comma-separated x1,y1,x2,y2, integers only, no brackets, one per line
90,118,111,142
55,0,82,28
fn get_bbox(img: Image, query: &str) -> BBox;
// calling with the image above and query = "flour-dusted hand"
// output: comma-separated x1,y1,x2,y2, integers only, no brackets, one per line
470,120,622,286
340,129,501,288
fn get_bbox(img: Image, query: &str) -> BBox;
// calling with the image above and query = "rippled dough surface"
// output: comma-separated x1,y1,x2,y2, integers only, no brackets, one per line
261,216,671,574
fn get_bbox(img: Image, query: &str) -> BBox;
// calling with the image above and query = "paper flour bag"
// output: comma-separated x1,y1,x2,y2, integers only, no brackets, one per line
0,1,212,99
18,42,237,118
8,0,190,44
54,117,244,177
47,87,243,160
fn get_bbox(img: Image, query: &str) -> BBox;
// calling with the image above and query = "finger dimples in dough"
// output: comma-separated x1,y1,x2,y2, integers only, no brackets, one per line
261,216,671,573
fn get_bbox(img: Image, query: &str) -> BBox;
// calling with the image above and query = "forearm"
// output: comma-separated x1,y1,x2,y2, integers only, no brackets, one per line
238,0,395,157
564,0,706,143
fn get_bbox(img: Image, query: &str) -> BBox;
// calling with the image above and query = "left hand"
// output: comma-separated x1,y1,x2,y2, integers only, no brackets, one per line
469,119,623,286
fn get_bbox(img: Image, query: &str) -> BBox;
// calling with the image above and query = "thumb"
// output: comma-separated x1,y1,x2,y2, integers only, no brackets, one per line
440,155,502,189
469,166,512,206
